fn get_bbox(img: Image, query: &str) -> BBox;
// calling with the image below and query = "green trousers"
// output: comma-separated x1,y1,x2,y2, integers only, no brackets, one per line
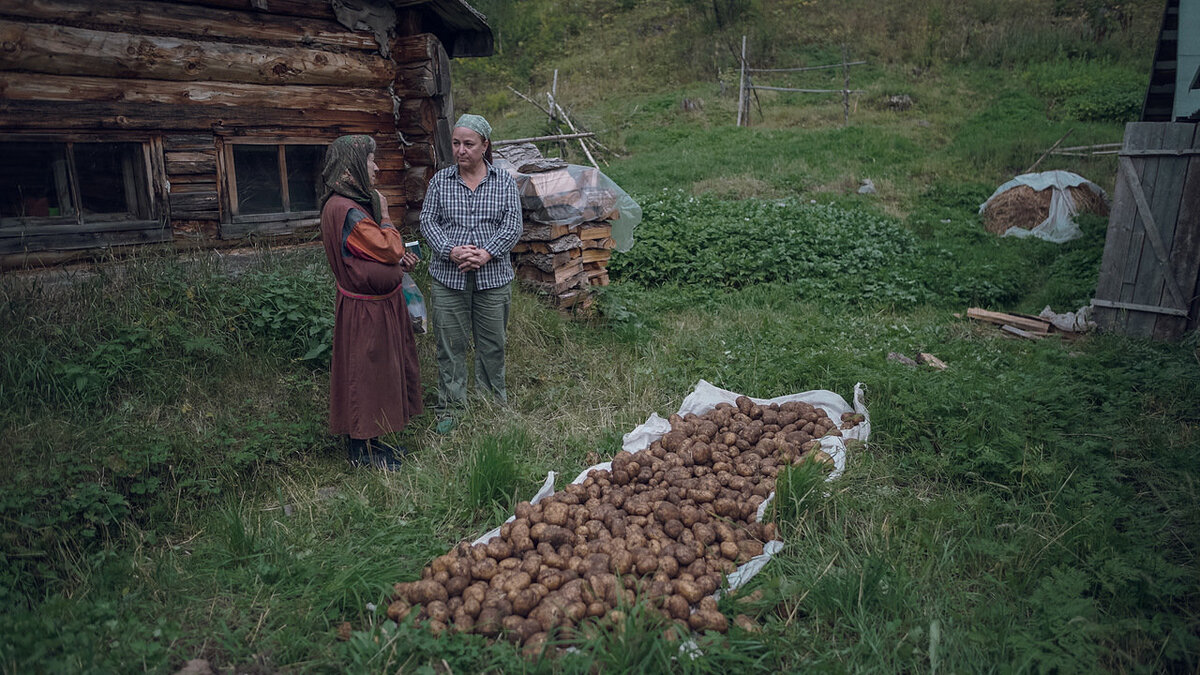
429,275,511,414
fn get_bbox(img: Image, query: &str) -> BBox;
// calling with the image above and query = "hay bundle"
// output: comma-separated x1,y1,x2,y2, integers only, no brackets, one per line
982,185,1108,235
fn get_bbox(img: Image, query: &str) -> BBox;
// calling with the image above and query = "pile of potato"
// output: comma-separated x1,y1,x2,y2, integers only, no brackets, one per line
390,396,860,651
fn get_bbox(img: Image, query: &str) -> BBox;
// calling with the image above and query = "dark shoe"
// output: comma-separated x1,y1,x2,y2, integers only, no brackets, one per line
348,438,403,471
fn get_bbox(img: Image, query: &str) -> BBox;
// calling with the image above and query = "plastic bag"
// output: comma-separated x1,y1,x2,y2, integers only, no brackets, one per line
401,273,427,334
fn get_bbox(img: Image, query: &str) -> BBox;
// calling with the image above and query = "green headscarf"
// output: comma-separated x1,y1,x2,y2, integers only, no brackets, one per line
319,135,382,222
454,114,492,141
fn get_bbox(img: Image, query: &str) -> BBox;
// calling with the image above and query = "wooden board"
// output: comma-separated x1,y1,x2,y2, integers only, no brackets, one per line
966,307,1051,333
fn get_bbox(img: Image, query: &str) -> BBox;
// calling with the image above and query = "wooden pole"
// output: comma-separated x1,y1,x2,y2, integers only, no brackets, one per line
842,45,850,127
494,132,595,146
549,69,558,125
737,35,747,127
1024,128,1075,174
555,103,600,170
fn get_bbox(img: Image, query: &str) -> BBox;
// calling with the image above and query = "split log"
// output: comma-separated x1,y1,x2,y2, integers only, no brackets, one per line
0,20,397,86
521,223,574,241
581,248,611,264
0,0,378,51
578,224,612,241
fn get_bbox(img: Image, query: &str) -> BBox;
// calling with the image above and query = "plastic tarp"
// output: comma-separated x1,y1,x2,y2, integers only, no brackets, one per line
494,157,642,253
978,170,1107,244
473,379,870,599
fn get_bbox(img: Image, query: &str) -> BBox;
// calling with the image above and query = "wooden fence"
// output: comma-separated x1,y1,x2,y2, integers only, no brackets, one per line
1092,121,1200,340
736,37,865,127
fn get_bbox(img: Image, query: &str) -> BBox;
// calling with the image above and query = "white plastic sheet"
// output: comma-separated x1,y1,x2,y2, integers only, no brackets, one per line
978,170,1107,244
475,379,871,598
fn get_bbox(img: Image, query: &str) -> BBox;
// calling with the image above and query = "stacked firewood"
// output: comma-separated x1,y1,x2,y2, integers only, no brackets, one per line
512,221,614,310
498,144,620,311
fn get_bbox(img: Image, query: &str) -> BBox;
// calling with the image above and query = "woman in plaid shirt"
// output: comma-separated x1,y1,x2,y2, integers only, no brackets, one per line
420,114,522,431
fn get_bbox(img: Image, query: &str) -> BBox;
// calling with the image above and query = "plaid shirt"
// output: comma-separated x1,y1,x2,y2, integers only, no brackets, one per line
420,162,522,291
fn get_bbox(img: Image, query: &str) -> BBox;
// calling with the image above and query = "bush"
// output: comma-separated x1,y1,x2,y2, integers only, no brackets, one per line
1024,60,1145,122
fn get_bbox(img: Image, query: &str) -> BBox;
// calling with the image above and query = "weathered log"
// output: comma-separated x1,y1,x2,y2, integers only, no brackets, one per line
390,33,438,63
0,100,393,132
400,166,432,203
140,0,336,21
0,20,397,86
163,134,217,152
169,191,220,215
0,73,394,115
0,0,378,51
165,151,217,175
395,62,438,98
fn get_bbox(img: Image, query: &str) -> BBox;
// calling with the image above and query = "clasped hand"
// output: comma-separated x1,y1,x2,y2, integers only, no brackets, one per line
450,245,492,272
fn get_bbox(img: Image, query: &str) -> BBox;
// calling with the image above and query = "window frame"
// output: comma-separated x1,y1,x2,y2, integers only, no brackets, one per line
0,133,159,231
220,137,327,229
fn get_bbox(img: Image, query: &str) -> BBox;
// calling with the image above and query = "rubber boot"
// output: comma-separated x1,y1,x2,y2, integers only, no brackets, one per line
349,437,403,471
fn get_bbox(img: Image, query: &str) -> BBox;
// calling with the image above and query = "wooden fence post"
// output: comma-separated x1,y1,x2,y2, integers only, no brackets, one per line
841,45,849,127
737,35,747,127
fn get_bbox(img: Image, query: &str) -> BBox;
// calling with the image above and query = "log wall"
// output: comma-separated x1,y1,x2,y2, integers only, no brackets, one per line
0,0,453,264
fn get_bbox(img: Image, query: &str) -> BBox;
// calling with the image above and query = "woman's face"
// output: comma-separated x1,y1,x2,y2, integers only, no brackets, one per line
366,152,379,186
452,127,488,171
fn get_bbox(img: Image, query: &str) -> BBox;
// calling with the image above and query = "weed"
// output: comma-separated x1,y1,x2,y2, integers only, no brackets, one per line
466,427,524,515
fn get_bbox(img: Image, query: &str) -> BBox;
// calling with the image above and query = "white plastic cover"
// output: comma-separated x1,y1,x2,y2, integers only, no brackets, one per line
474,379,871,598
978,170,1107,244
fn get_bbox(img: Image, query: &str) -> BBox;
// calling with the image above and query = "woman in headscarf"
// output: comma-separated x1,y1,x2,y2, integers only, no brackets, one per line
318,135,422,470
420,114,522,433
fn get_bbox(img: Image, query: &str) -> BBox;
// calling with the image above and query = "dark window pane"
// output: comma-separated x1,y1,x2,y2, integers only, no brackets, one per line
233,145,283,215
285,145,323,212
75,143,138,216
0,142,74,219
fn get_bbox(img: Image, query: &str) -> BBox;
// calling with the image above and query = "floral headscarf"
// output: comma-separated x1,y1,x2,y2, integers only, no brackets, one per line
319,135,382,221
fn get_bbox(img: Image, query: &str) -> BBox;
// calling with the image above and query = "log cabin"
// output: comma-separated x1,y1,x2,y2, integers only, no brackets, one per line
0,0,493,268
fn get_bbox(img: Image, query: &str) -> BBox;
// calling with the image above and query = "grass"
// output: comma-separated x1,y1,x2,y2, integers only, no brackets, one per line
3,2,1198,672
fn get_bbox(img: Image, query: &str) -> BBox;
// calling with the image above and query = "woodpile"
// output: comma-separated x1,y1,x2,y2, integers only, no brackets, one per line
512,221,615,311
499,144,625,312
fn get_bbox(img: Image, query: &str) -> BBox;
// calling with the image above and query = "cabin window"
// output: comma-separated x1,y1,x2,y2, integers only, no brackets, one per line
0,141,151,226
227,143,324,218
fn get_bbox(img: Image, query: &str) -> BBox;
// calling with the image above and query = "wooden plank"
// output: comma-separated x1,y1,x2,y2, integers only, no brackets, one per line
966,307,1052,333
0,20,397,87
0,73,394,116
1092,298,1189,317
1000,325,1044,340
1154,124,1200,339
0,0,377,52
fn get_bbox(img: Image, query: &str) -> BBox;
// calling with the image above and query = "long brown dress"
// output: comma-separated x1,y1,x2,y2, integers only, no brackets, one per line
320,194,423,439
